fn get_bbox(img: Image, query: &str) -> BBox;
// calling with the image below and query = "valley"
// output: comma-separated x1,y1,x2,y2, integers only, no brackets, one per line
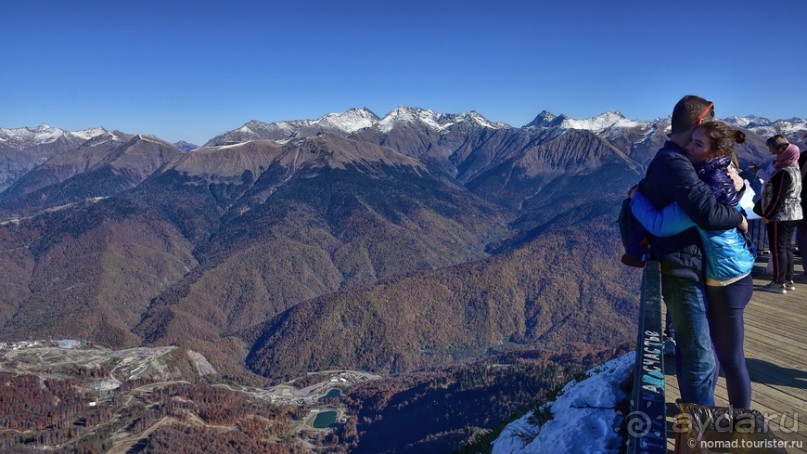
0,339,619,452
0,340,378,452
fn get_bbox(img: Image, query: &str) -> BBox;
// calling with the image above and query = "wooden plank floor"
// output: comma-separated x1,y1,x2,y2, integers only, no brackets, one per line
663,255,807,453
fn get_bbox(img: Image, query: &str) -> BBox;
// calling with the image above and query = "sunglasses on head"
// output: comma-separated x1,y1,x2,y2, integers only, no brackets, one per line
695,102,714,126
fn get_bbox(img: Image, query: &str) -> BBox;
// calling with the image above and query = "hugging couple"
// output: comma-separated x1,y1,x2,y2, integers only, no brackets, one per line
627,95,802,410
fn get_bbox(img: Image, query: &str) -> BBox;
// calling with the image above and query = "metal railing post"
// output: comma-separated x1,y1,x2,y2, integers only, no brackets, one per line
626,260,667,454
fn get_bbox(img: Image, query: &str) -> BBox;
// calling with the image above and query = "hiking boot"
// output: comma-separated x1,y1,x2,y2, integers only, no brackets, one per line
785,281,796,291
759,282,787,294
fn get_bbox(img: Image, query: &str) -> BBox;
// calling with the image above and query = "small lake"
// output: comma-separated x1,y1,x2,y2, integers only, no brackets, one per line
323,388,342,399
312,410,338,429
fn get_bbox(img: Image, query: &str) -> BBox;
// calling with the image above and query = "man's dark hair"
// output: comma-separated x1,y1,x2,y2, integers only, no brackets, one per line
671,95,714,135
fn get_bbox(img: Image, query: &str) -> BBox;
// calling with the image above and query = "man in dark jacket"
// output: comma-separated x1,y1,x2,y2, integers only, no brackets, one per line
639,95,747,406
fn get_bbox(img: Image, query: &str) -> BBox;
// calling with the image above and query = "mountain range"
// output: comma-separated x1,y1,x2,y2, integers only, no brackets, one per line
1,107,805,382
2,107,805,450
4,108,805,193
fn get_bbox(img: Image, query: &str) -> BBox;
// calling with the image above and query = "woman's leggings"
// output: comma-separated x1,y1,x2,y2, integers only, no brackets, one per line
706,274,753,409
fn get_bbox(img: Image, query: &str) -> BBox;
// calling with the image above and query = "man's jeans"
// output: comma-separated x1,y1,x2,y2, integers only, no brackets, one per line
663,275,716,406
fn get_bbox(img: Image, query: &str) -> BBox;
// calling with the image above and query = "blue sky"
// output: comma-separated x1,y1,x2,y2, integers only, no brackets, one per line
2,0,806,145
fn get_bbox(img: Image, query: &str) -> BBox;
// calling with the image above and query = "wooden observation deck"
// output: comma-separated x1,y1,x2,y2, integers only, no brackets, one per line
663,256,807,453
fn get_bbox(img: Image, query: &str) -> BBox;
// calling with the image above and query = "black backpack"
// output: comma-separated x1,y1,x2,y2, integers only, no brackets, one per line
617,186,651,268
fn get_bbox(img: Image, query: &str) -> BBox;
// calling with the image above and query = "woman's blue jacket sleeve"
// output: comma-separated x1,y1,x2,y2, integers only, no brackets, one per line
631,191,695,237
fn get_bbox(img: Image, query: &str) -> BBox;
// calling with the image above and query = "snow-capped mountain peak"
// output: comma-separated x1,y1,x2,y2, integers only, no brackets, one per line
316,107,379,133
463,111,509,129
378,106,442,132
775,117,807,133
0,124,109,148
71,127,108,141
206,106,508,143
724,115,772,128
527,110,648,132
724,115,807,139
4,125,65,145
238,124,257,134
376,106,506,133
559,111,646,131
527,110,562,128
